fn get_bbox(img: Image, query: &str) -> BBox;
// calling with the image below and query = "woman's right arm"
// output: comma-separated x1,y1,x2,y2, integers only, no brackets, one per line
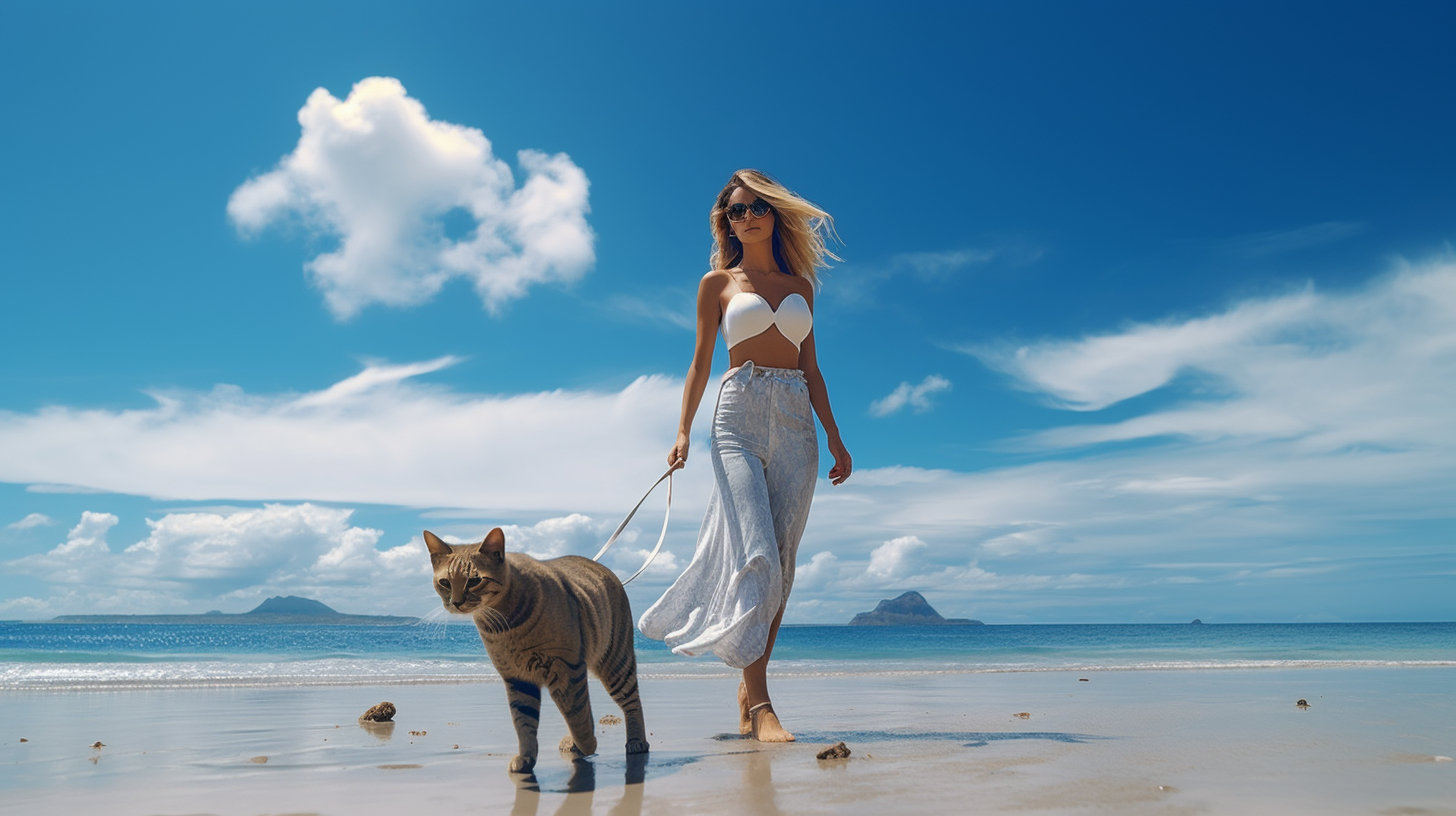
669,271,729,469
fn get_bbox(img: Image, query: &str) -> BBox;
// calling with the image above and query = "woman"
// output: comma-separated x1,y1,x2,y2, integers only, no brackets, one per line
638,170,852,743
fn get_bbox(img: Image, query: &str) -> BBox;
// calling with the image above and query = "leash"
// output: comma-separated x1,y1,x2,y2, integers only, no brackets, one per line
594,364,746,584
591,466,675,585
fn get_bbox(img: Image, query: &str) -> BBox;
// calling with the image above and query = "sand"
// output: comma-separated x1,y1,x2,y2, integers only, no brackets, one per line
3,667,1454,815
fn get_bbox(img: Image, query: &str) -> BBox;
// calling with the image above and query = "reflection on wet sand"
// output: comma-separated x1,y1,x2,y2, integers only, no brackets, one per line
509,753,648,816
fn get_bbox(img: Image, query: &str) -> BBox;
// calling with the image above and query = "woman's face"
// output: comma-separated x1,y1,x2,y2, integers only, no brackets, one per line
726,186,775,247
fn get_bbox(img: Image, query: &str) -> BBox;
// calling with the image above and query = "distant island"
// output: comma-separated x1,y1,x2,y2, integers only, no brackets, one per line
849,591,982,626
50,595,418,626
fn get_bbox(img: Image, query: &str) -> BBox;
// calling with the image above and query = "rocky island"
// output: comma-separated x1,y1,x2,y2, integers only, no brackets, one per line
849,591,982,626
50,595,417,626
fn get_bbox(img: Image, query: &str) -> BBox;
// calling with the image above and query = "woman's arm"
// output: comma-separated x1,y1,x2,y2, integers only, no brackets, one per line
797,288,852,485
668,271,730,470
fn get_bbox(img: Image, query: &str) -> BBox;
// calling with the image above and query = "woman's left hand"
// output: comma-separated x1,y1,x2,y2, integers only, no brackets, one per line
827,435,853,485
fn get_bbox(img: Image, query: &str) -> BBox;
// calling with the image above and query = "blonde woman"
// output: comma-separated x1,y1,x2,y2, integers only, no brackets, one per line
639,170,852,742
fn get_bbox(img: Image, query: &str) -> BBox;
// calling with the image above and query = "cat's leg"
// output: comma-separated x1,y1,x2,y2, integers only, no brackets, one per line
599,647,649,754
546,661,598,759
502,677,543,772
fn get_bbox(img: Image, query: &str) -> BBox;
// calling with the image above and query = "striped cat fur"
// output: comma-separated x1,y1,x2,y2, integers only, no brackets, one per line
424,528,649,772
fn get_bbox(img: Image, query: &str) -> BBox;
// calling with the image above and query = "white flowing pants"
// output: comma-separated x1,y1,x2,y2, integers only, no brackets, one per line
638,363,819,669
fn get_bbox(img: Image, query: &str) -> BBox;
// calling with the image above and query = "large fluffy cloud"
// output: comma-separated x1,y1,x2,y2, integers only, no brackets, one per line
229,77,593,319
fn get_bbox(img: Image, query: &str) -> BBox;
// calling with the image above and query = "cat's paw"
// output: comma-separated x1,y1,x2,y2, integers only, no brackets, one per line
557,734,597,758
625,738,650,755
508,754,536,773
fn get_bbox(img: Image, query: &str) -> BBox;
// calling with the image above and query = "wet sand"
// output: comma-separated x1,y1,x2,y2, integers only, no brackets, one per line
3,667,1453,815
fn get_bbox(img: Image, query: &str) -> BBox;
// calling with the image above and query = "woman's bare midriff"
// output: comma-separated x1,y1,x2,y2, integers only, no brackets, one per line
729,331,802,370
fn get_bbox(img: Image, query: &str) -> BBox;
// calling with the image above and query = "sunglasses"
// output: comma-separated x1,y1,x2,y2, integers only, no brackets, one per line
726,199,773,222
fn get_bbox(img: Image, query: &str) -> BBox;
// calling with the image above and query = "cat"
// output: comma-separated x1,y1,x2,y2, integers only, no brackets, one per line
423,527,648,772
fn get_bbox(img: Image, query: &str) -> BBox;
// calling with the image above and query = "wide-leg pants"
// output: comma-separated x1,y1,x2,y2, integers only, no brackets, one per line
638,363,819,669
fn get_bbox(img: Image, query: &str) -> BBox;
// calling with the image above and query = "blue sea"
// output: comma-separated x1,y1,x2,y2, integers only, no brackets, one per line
1,621,1452,691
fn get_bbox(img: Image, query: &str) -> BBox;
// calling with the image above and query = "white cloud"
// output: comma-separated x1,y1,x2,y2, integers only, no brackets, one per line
229,76,593,319
891,249,999,276
1218,221,1366,257
3,504,686,618
7,513,53,530
0,358,688,514
5,505,427,616
865,535,928,580
870,375,952,417
606,293,695,331
970,259,1456,422
794,550,839,590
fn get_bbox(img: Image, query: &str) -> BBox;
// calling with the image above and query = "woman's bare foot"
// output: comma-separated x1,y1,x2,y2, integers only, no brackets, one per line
749,703,795,743
738,682,751,734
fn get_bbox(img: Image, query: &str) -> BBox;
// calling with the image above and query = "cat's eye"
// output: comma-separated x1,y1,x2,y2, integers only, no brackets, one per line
438,579,450,589
467,577,483,589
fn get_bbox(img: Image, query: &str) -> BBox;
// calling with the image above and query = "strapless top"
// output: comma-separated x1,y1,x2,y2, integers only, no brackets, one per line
721,291,813,351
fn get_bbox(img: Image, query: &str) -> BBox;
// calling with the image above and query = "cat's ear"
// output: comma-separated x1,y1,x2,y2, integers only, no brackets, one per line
423,530,452,558
481,527,506,563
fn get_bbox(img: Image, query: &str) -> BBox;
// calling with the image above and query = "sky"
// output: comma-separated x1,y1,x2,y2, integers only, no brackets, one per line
1,1,1452,624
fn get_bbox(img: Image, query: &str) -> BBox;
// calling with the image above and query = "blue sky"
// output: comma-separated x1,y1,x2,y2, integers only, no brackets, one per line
1,1,1452,624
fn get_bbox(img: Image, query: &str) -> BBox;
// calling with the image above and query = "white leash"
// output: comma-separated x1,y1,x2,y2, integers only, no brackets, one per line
591,466,676,585
595,365,746,584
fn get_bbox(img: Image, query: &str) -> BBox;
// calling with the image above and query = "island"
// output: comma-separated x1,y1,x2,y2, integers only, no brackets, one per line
49,595,418,626
848,591,983,626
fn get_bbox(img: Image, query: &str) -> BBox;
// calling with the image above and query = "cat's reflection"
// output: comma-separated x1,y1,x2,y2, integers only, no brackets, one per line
508,753,647,816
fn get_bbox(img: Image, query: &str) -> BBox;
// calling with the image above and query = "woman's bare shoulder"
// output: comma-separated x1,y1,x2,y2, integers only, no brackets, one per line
788,274,815,303
700,268,735,293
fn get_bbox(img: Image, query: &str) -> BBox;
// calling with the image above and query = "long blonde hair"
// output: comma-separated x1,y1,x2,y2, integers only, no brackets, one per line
710,169,841,288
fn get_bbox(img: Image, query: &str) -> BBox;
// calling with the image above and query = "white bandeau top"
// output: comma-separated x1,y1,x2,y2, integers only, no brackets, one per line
721,291,813,351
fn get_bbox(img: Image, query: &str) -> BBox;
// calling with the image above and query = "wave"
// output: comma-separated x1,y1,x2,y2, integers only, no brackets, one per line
4,657,1453,692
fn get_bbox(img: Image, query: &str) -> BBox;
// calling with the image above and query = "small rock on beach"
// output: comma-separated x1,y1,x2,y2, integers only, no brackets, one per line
817,741,852,760
360,702,397,723
599,714,622,726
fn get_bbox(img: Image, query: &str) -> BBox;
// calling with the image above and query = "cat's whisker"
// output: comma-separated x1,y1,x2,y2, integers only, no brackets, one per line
412,607,457,640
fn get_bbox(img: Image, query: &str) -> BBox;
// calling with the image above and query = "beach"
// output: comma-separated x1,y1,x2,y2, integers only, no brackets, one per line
4,666,1453,815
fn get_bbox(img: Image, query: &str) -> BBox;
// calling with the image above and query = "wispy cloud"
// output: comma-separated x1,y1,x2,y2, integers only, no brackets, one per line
605,292,695,331
888,249,1000,277
869,375,952,416
6,513,53,530
0,360,687,514
1218,221,1366,257
229,77,593,319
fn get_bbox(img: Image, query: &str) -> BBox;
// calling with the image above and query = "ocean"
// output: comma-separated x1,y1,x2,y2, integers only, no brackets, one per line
2,620,1452,691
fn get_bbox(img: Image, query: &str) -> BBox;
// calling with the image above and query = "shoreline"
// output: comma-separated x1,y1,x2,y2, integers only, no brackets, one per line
4,666,1453,814
6,658,1456,693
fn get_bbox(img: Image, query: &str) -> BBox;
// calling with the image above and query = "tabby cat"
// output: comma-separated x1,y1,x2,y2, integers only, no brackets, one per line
423,528,648,771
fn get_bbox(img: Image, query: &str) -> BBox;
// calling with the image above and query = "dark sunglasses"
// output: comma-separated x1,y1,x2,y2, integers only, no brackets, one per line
726,199,773,222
